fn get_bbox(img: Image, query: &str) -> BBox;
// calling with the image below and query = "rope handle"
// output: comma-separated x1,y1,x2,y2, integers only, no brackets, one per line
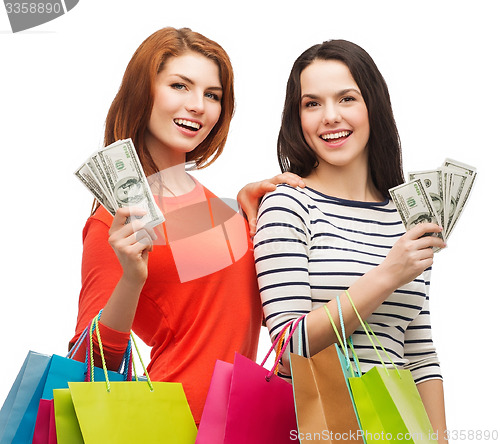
344,290,401,377
87,314,154,391
323,302,362,378
263,315,305,382
67,326,89,359
260,320,294,366
273,330,286,376
83,312,135,382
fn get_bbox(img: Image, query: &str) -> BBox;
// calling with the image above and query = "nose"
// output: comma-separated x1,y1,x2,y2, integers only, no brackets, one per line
322,102,341,125
185,90,205,114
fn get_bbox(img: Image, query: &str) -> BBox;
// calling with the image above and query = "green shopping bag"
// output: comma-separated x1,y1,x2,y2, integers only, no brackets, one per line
53,389,84,443
67,316,197,443
344,291,436,444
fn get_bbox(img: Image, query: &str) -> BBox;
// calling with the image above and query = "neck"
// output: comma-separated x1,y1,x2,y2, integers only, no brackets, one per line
149,163,195,197
145,136,196,196
305,161,383,202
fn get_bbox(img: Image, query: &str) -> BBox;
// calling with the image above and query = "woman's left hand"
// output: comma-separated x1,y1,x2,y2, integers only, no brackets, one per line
237,172,305,237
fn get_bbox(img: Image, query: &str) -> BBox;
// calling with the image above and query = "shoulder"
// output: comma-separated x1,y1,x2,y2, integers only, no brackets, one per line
82,205,113,242
260,184,310,212
89,205,114,227
257,185,312,230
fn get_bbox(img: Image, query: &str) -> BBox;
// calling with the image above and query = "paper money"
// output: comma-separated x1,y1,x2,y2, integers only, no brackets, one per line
408,169,445,229
75,139,165,229
441,158,476,238
389,179,445,250
391,158,476,249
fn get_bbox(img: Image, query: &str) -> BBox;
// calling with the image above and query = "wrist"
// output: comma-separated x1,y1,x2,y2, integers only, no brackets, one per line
366,263,399,296
119,273,147,292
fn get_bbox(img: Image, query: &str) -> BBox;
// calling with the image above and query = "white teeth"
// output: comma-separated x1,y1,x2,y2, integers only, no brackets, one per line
321,130,351,140
174,119,201,130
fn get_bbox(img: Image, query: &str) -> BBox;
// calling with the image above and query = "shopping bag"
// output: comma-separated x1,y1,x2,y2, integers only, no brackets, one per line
67,316,197,443
0,351,51,444
0,317,136,444
196,316,305,444
51,319,147,443
32,399,58,444
195,360,233,443
47,399,57,444
349,366,435,443
290,304,364,443
343,290,436,443
32,399,52,444
42,347,136,399
52,389,84,443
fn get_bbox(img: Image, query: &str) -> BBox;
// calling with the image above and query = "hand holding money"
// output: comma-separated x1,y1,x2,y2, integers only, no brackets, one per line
389,158,477,251
75,139,165,229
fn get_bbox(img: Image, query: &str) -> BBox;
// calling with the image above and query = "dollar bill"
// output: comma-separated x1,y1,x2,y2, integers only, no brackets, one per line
75,139,165,229
400,158,476,248
389,179,445,250
408,169,445,230
441,158,476,238
75,162,116,215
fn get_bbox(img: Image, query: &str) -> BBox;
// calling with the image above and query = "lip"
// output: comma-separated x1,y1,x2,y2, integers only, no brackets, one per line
173,117,203,137
319,129,352,148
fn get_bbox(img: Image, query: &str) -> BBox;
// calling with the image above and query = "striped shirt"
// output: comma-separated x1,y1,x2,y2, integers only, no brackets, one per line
253,184,441,384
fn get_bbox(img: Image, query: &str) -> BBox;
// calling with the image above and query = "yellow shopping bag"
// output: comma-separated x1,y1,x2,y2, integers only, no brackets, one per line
67,315,197,443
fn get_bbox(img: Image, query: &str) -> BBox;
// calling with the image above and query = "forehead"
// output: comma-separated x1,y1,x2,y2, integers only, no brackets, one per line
300,59,358,92
159,51,221,86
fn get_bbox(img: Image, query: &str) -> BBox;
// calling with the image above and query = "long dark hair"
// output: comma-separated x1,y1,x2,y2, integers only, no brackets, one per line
277,39,404,197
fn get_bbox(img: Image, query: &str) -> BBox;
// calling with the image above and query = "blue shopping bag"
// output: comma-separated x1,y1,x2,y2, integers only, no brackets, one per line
1,318,138,444
0,351,52,444
41,353,137,400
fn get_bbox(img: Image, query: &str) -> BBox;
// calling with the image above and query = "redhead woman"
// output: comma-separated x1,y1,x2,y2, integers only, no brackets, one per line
254,40,448,441
69,27,303,425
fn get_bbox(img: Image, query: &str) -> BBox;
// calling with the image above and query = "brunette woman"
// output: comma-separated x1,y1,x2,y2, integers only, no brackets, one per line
254,40,448,441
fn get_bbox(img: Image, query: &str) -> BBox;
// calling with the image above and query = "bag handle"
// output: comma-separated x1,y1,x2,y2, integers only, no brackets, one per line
83,312,134,382
67,325,89,359
262,315,305,382
323,299,361,378
88,314,154,392
344,290,401,378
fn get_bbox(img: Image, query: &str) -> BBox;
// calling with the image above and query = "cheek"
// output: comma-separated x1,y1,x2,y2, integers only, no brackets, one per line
349,108,370,133
206,104,222,131
300,113,316,141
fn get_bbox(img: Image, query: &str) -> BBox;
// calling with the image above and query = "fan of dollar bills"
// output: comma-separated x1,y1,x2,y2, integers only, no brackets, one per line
389,158,477,249
75,138,165,228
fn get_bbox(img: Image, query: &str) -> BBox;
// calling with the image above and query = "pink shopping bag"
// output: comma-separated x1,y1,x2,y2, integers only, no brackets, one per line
32,399,57,444
196,316,305,444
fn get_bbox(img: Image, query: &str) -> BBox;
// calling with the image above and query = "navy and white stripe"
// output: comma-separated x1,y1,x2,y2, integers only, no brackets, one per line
253,184,441,384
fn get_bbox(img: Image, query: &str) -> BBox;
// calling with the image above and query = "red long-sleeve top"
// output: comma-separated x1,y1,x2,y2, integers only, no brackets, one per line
70,179,262,424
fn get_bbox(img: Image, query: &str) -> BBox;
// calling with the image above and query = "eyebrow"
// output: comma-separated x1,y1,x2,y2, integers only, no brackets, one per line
301,88,362,100
172,74,223,91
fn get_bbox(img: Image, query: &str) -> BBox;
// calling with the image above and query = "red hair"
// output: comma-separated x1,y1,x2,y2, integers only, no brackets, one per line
105,27,235,177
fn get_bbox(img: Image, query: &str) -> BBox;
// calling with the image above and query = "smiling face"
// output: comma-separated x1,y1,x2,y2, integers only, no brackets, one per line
145,51,223,167
299,59,370,175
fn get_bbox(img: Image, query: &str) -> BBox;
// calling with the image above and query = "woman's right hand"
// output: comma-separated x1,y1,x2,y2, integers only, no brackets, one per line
108,207,157,284
378,223,446,291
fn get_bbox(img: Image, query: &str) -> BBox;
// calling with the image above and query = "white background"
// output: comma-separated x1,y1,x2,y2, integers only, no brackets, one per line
0,1,498,440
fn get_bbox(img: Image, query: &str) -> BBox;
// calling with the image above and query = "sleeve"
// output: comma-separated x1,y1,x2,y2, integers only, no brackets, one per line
253,185,312,362
69,210,130,370
403,268,442,384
